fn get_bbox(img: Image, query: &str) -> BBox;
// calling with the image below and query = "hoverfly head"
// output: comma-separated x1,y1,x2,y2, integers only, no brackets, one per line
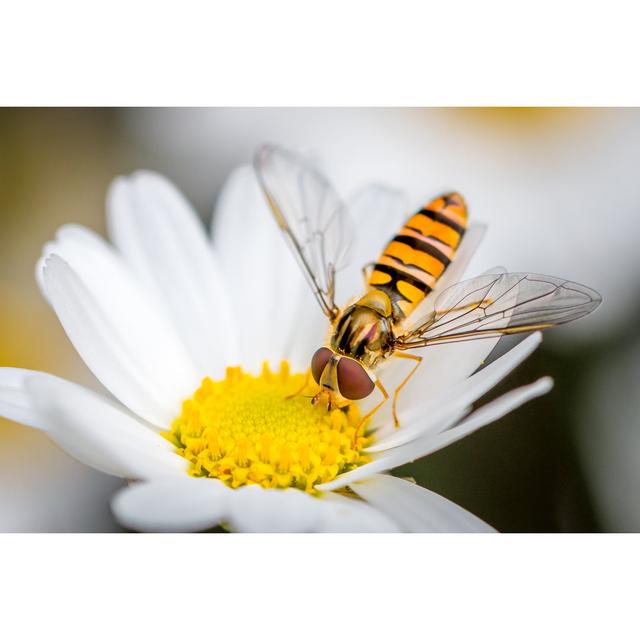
311,347,375,403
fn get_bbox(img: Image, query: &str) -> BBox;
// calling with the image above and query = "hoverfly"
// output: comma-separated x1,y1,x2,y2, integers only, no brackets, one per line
254,144,602,432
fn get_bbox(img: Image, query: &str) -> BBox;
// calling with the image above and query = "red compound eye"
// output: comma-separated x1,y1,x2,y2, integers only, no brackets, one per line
311,347,333,383
337,358,374,400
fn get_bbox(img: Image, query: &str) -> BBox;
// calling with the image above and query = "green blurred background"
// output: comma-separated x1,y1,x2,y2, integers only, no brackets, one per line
1,108,638,532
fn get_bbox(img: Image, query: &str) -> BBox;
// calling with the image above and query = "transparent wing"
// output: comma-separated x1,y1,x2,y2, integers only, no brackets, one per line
396,272,602,348
254,144,353,319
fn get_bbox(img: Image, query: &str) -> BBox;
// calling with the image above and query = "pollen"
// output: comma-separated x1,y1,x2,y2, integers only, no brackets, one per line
163,362,370,492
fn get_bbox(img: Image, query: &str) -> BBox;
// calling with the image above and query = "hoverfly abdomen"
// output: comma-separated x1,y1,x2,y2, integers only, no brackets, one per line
369,192,468,319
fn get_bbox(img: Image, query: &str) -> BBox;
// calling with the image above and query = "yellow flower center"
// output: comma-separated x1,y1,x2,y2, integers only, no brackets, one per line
163,362,369,492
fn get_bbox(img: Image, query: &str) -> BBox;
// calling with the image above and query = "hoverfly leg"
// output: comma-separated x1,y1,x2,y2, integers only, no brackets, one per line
353,379,389,445
391,353,423,428
285,369,312,400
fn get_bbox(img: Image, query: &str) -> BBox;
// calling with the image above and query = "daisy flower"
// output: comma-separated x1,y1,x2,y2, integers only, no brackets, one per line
0,161,553,532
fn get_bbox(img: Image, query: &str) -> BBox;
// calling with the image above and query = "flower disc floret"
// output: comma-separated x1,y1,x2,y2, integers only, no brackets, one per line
164,362,369,492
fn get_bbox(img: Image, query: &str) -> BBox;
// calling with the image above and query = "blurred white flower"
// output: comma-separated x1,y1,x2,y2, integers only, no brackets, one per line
0,165,551,532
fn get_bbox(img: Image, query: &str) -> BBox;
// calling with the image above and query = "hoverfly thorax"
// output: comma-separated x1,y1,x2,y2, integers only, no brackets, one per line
331,290,395,369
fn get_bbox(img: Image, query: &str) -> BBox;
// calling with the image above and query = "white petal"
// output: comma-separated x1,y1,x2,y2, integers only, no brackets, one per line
25,375,188,480
317,377,553,491
378,339,501,433
360,336,496,438
41,252,199,428
212,166,325,372
226,484,324,533
107,172,237,378
318,492,401,532
351,474,496,532
112,477,230,532
113,478,401,533
0,368,61,431
368,332,543,451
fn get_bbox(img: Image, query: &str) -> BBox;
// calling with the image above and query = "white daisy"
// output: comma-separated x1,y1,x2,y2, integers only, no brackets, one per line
0,164,552,532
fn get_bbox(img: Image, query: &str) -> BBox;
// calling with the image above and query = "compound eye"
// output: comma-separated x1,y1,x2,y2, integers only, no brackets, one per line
337,358,375,400
311,347,333,383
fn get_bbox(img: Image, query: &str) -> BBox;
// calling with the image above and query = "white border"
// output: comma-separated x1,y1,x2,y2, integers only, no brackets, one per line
2,0,640,105
1,534,637,639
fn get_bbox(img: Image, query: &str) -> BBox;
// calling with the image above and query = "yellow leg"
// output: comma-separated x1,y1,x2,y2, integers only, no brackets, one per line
391,353,423,428
353,378,389,445
285,369,311,400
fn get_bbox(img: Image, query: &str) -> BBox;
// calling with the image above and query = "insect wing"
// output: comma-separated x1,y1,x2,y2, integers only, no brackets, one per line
254,144,353,319
396,272,602,347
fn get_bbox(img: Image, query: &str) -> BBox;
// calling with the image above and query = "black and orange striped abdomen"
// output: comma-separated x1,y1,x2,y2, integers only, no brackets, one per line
368,192,468,319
